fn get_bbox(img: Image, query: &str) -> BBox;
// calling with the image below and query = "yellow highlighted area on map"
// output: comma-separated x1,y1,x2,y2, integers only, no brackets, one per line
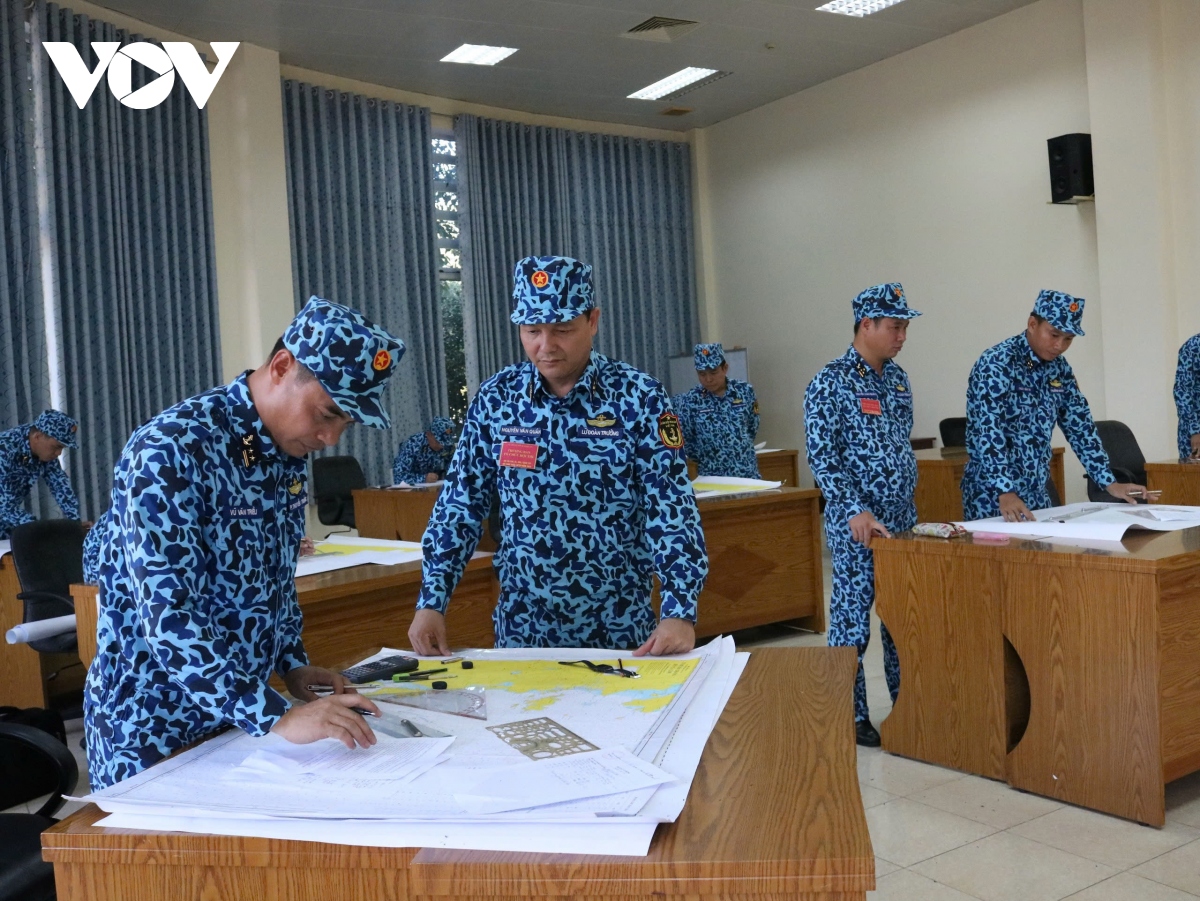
307,538,421,559
394,657,701,714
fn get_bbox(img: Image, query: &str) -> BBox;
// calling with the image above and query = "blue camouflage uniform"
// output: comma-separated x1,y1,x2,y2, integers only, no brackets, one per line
804,283,919,724
392,416,457,484
962,291,1113,520
419,255,708,649
1174,334,1200,461
672,343,761,479
83,297,404,788
0,410,81,539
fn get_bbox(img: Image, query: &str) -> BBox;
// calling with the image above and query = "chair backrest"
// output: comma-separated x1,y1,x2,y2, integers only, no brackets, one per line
9,520,84,609
0,719,77,817
939,417,967,448
1085,420,1147,502
312,456,367,528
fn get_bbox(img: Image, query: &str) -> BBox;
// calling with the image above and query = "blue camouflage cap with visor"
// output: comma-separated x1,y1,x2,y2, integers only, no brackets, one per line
852,282,922,323
511,256,595,325
282,296,406,430
693,343,726,371
32,410,78,448
429,416,457,445
1032,289,1085,336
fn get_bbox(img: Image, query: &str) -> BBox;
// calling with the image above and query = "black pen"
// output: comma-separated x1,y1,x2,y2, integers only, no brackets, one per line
350,706,380,718
392,668,447,681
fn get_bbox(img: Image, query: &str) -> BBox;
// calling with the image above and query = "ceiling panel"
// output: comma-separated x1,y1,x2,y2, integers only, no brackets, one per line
90,0,1041,130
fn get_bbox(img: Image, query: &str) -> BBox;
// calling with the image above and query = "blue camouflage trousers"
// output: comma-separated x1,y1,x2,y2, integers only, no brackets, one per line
825,505,907,723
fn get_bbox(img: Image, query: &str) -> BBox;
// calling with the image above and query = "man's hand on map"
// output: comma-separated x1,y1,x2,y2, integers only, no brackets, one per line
299,537,315,557
271,692,379,750
1106,482,1146,504
633,618,695,657
998,492,1035,522
409,608,451,657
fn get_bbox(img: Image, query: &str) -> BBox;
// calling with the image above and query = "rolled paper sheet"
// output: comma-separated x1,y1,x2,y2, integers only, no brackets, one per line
6,614,76,645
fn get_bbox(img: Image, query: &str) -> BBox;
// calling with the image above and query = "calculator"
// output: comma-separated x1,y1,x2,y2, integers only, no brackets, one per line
340,655,420,684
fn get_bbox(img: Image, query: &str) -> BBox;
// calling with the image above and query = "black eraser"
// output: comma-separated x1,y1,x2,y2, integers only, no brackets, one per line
461,660,474,669
431,680,448,690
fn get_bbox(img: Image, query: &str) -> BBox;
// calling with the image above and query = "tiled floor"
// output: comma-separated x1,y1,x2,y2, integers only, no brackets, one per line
12,548,1200,900
735,551,1200,901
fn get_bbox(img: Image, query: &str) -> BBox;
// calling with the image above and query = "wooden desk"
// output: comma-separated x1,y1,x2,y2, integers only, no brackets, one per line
915,446,1066,522
686,487,825,636
909,436,936,451
1,552,84,708
71,556,501,671
686,449,802,487
42,646,875,900
1146,460,1200,505
354,487,497,550
874,527,1200,825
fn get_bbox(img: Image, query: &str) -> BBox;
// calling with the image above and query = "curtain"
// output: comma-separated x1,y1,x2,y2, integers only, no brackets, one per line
455,113,698,392
35,3,223,519
282,80,443,487
0,0,49,431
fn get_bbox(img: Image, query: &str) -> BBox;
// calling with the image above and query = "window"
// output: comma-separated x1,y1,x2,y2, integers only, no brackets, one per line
433,136,467,422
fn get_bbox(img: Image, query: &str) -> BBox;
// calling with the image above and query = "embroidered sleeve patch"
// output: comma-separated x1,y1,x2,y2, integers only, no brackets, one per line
658,412,684,449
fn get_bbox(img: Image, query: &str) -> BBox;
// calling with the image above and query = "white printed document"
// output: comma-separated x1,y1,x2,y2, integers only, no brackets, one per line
454,747,675,815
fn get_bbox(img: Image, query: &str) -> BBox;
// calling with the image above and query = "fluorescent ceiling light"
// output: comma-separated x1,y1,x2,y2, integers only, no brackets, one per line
441,44,518,65
628,67,720,100
816,0,909,16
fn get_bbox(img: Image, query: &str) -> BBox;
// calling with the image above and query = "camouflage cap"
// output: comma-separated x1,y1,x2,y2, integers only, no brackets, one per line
428,416,457,445
511,255,595,325
32,410,78,448
282,296,406,430
852,283,922,323
1032,289,1085,336
693,343,726,371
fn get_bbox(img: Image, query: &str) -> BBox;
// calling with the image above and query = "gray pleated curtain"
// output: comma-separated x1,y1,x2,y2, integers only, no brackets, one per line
0,0,49,434
455,113,699,392
282,80,444,487
17,4,223,520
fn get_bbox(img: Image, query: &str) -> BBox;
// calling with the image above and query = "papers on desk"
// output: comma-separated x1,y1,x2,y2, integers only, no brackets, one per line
957,502,1200,544
754,447,782,454
5,613,76,645
79,638,747,856
294,535,423,577
388,480,444,489
692,475,783,498
0,539,9,560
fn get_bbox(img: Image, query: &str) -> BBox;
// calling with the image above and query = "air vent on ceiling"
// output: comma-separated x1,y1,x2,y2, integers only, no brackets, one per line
661,107,693,117
622,16,701,42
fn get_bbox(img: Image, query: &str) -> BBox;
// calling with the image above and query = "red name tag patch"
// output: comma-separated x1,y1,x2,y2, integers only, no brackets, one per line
499,441,539,469
858,396,882,416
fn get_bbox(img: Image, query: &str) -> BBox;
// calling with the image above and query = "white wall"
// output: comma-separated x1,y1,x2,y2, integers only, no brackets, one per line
699,0,1106,497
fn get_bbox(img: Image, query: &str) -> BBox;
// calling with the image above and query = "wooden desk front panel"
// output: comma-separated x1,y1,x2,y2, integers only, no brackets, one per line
44,649,874,901
72,560,501,673
1158,558,1200,783
756,449,801,487
296,562,498,665
1001,560,1163,824
354,488,440,543
688,490,825,637
874,544,1006,780
0,554,45,707
1146,462,1200,506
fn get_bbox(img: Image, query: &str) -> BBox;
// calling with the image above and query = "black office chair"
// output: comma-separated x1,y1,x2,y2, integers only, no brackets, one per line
312,455,366,530
939,417,967,448
9,520,85,655
1085,420,1148,503
0,721,79,901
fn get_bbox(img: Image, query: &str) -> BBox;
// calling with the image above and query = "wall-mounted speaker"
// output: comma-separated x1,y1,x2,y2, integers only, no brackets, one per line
1047,133,1094,204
